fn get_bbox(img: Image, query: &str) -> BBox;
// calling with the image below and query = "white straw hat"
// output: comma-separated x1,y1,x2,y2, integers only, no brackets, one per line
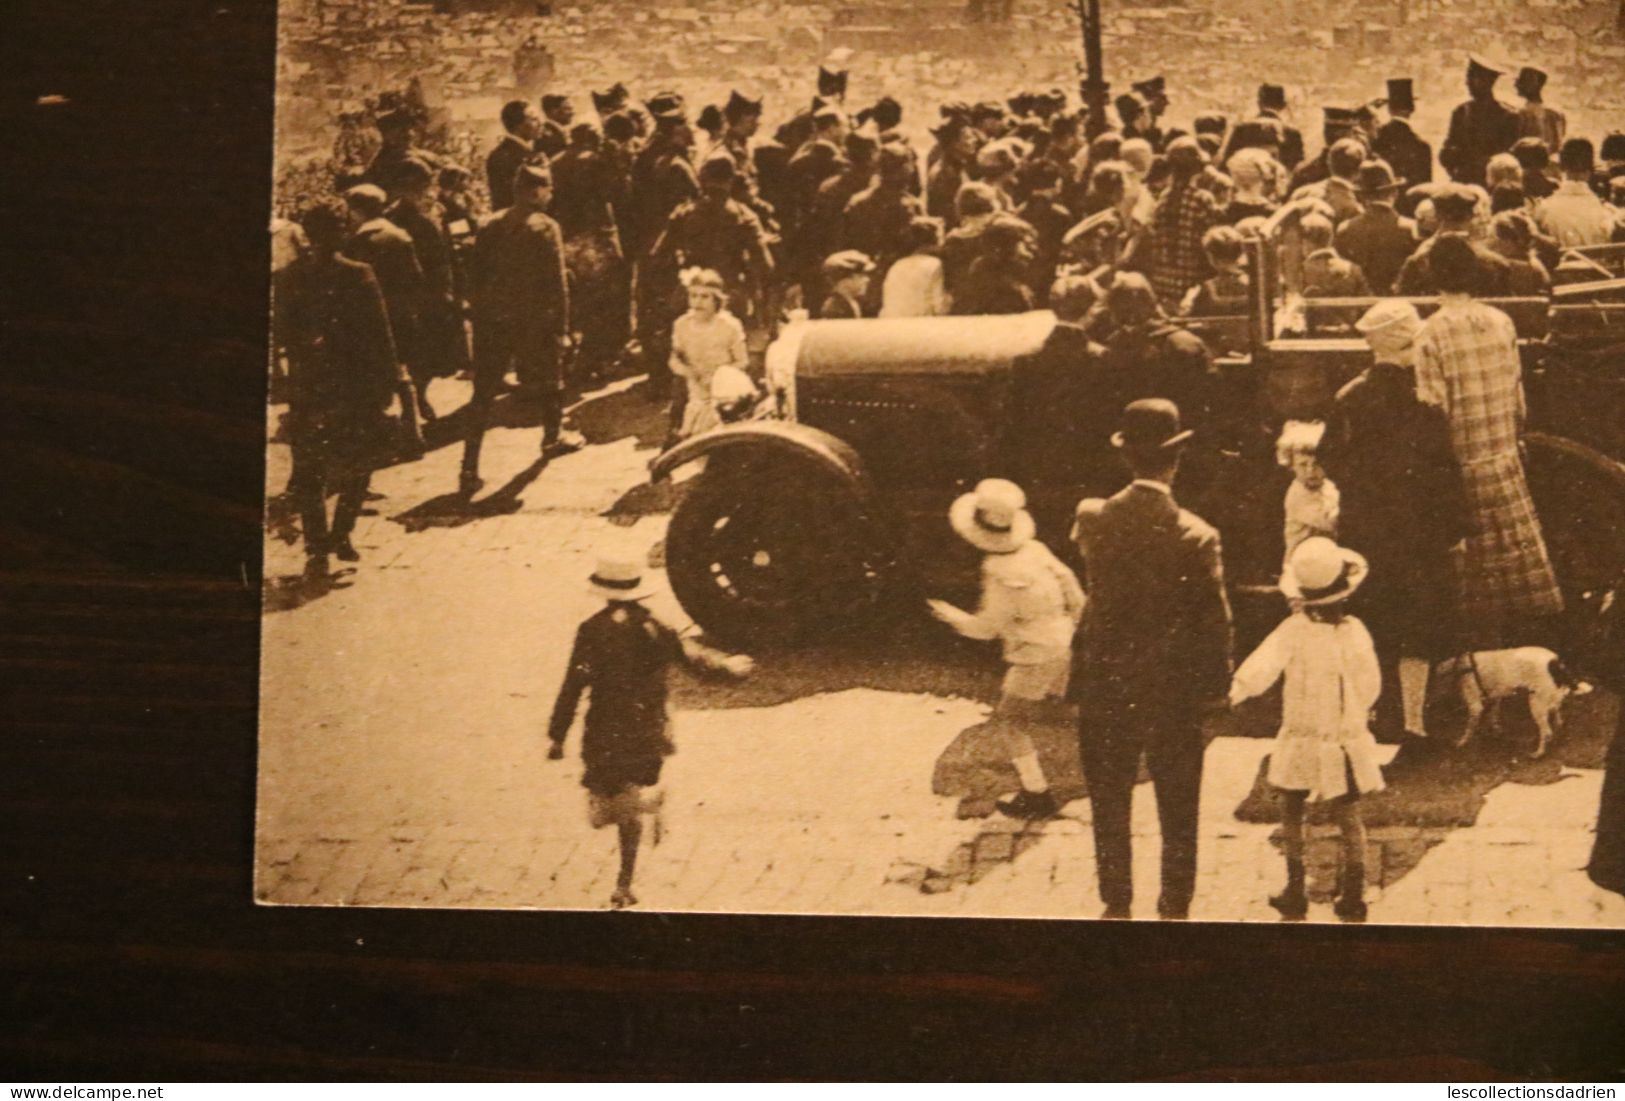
588,549,657,601
1280,537,1368,606
948,479,1036,555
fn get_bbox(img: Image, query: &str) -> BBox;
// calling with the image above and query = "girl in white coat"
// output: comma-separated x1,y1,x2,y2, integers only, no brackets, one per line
1231,536,1385,922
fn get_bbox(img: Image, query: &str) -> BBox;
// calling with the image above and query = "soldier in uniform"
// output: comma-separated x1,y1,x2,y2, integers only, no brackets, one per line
648,153,774,328
551,121,630,384
1515,66,1566,153
461,163,582,496
1440,55,1520,186
629,93,699,389
1372,78,1433,212
279,199,401,573
364,106,438,201
341,183,426,450
385,157,469,419
536,93,574,160
487,100,543,213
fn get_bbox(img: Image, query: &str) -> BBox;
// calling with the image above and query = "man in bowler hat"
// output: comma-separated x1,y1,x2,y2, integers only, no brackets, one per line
1441,55,1520,185
1071,399,1233,919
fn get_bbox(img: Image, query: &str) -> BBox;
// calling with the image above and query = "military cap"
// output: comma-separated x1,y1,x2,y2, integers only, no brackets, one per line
541,93,571,113
374,106,414,132
1467,54,1507,80
1132,75,1166,99
821,249,875,277
725,90,763,119
1258,83,1287,111
591,83,629,113
645,91,686,120
1323,105,1360,125
1385,78,1415,113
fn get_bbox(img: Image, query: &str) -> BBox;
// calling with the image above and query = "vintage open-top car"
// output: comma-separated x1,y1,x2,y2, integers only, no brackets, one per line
650,227,1625,655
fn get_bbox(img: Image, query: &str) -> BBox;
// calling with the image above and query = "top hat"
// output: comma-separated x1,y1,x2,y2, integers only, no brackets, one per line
1356,158,1402,196
588,550,656,601
1112,398,1194,455
1515,66,1548,94
949,479,1036,555
1355,298,1424,362
645,91,687,120
1258,83,1287,111
1386,78,1415,113
817,66,849,98
591,83,629,114
1280,537,1368,606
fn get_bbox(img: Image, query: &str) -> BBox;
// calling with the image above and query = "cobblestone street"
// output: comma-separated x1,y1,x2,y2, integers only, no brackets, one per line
257,376,1625,926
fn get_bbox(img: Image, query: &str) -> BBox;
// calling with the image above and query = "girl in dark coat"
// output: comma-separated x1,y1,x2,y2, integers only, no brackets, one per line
1336,300,1470,759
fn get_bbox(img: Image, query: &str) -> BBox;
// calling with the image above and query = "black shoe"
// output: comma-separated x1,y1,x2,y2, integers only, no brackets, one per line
1157,907,1190,921
1334,864,1368,923
332,537,360,563
996,789,1059,820
458,470,484,497
1269,886,1309,921
542,429,586,458
302,553,330,579
1100,904,1131,920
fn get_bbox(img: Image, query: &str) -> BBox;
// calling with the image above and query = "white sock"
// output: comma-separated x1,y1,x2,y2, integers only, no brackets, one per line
1400,657,1430,736
1012,751,1049,793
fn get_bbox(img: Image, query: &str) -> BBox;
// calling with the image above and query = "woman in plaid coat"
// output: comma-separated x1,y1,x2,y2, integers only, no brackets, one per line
1413,237,1564,649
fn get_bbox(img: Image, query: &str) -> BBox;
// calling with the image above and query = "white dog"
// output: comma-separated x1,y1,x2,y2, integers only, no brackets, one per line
1438,647,1591,758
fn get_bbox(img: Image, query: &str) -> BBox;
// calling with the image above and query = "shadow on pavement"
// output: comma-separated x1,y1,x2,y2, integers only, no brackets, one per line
390,458,548,533
262,564,359,614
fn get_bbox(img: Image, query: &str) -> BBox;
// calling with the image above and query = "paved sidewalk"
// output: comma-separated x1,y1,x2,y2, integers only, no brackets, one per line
257,376,1625,926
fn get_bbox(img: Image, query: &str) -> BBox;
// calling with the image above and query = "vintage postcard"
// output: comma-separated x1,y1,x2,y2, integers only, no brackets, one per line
259,0,1625,923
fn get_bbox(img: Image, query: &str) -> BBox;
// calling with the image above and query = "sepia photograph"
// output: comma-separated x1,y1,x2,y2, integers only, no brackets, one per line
256,0,1625,926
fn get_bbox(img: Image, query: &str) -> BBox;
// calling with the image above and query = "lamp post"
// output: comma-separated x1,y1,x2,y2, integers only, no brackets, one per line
1072,0,1109,138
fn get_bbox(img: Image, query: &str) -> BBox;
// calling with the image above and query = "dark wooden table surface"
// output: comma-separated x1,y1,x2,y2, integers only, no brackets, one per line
3,0,1622,1080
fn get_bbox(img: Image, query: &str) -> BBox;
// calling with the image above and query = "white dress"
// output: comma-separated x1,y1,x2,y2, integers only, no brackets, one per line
1231,613,1387,801
670,310,748,439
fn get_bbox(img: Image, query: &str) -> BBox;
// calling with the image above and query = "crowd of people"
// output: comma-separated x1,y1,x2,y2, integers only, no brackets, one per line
269,54,1625,914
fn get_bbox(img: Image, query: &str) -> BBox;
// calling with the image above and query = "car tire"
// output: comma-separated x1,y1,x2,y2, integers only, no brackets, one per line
665,454,893,648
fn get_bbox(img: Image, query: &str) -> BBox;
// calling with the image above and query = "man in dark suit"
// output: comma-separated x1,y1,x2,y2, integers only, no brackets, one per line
487,99,543,212
1254,83,1304,171
1070,399,1233,920
537,94,574,159
280,199,401,571
385,157,468,420
1335,160,1418,295
1372,78,1433,210
461,164,582,495
342,183,425,451
1440,55,1519,186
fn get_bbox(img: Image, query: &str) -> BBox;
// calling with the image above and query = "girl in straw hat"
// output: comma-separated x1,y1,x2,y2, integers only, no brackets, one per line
549,546,753,909
1229,536,1386,922
928,479,1085,820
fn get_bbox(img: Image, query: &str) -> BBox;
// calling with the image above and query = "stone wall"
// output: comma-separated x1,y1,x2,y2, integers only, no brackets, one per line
274,0,1624,168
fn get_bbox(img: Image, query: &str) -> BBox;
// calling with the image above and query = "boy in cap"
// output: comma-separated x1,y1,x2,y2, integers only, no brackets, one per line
549,548,753,908
929,479,1085,819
